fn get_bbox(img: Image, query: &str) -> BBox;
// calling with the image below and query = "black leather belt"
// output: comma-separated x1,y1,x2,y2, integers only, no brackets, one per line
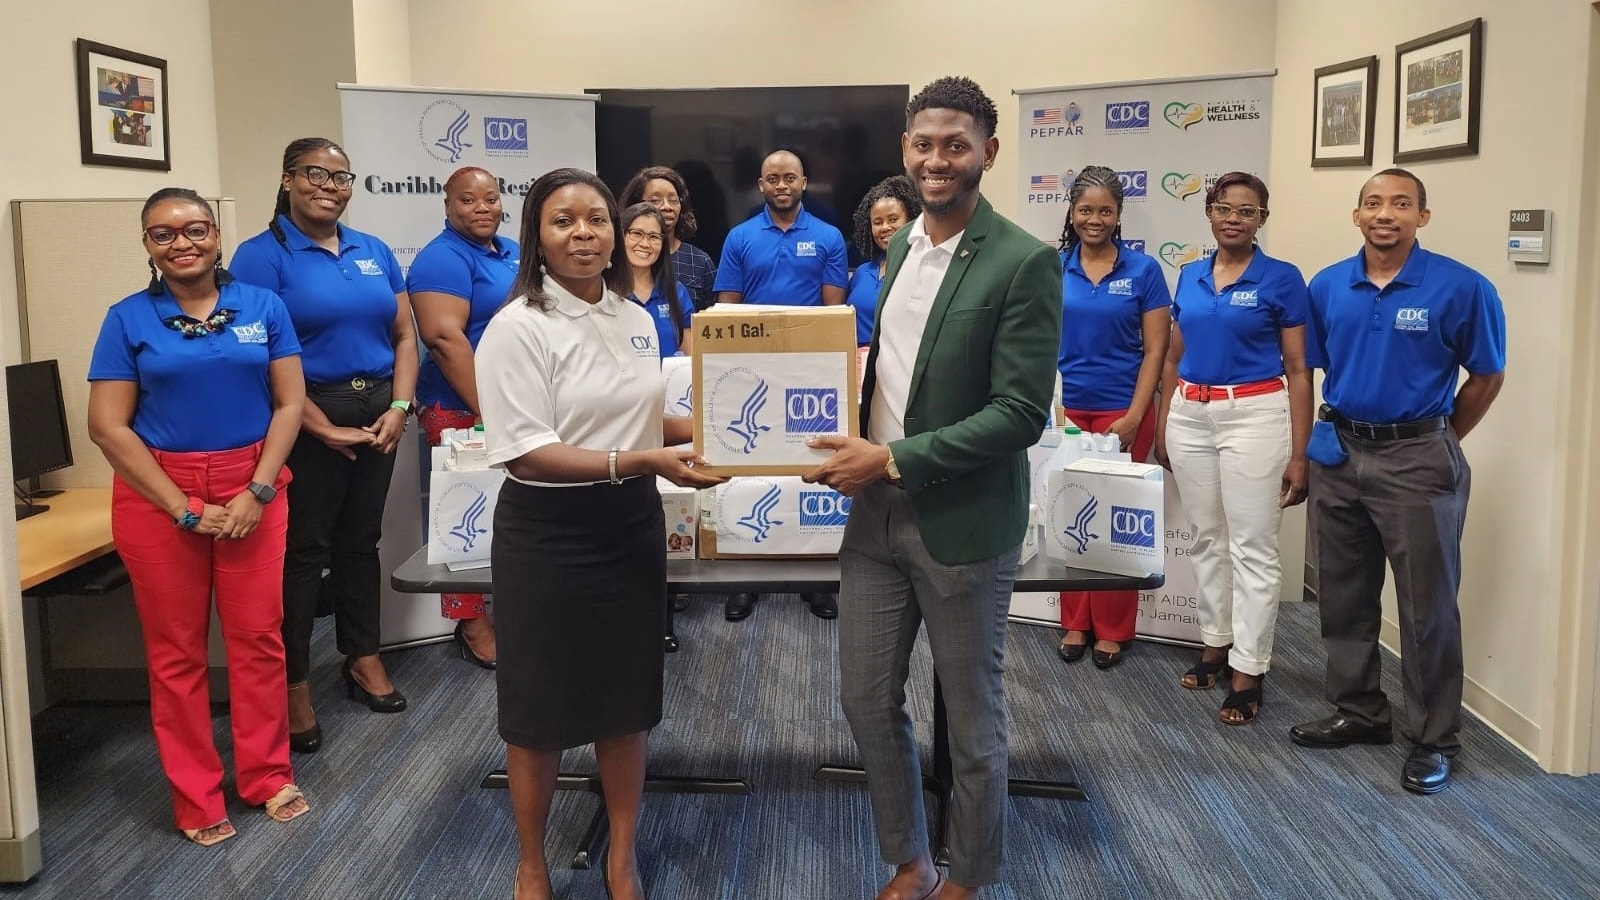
308,376,391,393
1322,405,1448,441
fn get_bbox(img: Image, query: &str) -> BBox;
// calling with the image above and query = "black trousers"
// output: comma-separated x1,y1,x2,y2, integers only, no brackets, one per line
282,378,398,683
1309,426,1470,755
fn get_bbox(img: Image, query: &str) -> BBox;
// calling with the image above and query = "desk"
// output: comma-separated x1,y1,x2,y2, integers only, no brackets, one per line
394,549,1160,867
17,488,113,591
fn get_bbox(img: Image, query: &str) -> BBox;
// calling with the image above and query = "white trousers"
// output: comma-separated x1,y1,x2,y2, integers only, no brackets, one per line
1165,387,1290,675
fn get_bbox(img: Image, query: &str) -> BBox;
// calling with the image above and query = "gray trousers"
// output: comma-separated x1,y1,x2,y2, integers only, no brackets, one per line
838,481,1021,887
1309,427,1470,754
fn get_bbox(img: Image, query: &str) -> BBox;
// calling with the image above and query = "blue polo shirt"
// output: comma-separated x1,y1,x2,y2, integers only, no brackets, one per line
846,261,884,345
230,215,404,383
1057,244,1172,410
712,205,848,305
406,222,520,410
88,280,302,452
630,281,695,358
1307,242,1506,423
1173,247,1309,385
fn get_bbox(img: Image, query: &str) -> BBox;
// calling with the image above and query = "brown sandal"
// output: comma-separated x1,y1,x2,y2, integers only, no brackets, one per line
264,784,310,822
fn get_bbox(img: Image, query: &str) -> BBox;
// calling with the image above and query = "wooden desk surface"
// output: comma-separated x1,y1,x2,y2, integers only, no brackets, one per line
17,487,114,591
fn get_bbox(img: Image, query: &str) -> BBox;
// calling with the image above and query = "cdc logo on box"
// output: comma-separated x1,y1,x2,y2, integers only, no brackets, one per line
1110,505,1157,548
799,490,852,527
785,388,839,433
484,117,528,152
1105,101,1151,132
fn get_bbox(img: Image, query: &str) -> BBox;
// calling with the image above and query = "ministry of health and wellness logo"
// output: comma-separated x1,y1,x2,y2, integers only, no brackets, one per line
1158,242,1204,269
1164,99,1262,130
419,99,473,163
1161,172,1206,201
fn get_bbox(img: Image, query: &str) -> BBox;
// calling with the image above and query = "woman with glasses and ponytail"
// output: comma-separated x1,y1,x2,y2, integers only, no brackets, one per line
1154,172,1312,726
1053,165,1172,670
231,137,419,753
407,165,519,670
88,188,310,846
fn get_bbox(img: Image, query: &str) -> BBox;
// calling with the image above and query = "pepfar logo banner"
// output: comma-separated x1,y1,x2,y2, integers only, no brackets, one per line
1029,102,1084,138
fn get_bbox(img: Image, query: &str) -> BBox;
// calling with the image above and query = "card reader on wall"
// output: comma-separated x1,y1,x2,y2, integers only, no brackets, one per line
1507,209,1552,264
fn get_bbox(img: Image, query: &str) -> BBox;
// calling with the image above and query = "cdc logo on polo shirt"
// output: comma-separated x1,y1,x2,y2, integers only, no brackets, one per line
1395,307,1430,332
484,117,528,153
1110,505,1157,548
785,388,838,433
799,490,851,527
1105,101,1151,132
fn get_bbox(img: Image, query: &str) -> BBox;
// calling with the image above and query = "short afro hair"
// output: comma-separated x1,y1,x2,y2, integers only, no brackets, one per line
906,76,998,139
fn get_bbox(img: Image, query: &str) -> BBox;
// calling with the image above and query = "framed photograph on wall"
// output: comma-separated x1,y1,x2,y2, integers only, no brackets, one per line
1394,18,1484,164
1311,55,1378,167
75,39,171,171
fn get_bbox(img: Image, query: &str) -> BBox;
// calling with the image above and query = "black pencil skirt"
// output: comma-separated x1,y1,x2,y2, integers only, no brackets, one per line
492,475,666,750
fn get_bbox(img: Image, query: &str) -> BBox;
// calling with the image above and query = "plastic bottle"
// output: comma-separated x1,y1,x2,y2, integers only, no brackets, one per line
1046,424,1087,473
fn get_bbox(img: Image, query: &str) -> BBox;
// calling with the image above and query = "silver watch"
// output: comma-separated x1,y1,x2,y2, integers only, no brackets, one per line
246,481,277,504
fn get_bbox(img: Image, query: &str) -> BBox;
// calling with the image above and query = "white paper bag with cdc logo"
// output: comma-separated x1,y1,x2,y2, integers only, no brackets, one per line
427,468,505,565
1042,459,1164,578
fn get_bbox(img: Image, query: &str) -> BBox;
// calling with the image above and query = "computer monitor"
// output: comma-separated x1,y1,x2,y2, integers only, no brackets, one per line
7,360,73,520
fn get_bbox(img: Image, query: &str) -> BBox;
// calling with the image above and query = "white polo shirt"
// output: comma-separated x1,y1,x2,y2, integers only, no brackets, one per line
869,215,963,444
476,278,664,486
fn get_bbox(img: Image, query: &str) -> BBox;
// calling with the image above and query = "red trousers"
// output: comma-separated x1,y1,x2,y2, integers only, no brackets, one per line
1057,406,1156,642
420,403,489,620
113,442,294,830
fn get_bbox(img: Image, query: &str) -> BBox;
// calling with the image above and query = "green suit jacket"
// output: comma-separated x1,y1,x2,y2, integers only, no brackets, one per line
861,195,1063,565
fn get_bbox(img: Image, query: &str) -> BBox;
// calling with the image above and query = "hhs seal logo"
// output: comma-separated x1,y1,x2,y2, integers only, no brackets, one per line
668,381,694,416
433,482,490,553
1049,483,1099,556
419,99,473,163
735,484,784,542
708,368,772,455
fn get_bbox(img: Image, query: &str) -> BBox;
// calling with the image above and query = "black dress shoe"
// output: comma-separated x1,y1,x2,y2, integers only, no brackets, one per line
725,592,757,621
342,658,407,713
802,592,838,619
1289,713,1393,748
1403,747,1452,794
1058,636,1089,663
663,633,679,653
1092,641,1127,669
671,593,691,612
289,724,322,754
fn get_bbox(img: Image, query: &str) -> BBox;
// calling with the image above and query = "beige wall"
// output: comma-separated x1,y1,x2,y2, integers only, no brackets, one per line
405,0,1282,222
352,0,414,85
0,1,222,365
1270,2,1599,763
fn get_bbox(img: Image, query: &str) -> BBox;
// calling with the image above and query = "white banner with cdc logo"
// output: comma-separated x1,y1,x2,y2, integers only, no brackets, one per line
338,84,597,647
1010,71,1275,644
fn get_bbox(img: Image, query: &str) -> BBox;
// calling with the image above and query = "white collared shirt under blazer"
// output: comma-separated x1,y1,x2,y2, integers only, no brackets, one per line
476,279,664,486
869,215,965,445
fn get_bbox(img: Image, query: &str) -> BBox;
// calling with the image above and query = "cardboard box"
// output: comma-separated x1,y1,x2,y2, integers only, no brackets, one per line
426,468,504,566
698,476,848,559
658,477,698,559
691,304,858,475
662,355,694,417
1041,458,1164,578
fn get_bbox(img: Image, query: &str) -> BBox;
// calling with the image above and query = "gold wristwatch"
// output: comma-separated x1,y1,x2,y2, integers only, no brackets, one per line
884,448,902,484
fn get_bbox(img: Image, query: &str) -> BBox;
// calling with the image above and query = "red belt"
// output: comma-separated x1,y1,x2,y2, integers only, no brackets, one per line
1180,377,1284,403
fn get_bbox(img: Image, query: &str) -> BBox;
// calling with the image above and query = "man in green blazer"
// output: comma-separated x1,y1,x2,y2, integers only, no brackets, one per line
806,76,1062,900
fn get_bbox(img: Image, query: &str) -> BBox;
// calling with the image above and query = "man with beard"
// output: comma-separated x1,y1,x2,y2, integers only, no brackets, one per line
803,76,1061,900
714,148,850,623
1291,168,1505,796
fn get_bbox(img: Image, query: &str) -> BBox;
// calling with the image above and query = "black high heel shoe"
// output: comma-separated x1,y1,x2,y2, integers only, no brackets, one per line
342,658,407,713
289,724,323,754
454,621,496,669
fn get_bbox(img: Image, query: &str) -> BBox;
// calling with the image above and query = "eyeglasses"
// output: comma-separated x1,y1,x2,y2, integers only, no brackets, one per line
1207,203,1264,221
624,228,664,245
761,174,802,187
291,165,356,190
144,221,214,244
645,195,682,208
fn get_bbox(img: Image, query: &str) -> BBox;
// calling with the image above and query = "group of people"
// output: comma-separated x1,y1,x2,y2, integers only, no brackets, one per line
87,70,1504,900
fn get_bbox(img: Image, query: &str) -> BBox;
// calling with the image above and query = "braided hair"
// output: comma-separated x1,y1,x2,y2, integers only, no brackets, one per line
141,187,231,295
850,175,921,260
269,137,348,247
1056,165,1124,253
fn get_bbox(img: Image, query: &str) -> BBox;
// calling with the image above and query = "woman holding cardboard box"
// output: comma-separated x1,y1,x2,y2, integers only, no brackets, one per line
1053,165,1172,669
1154,172,1312,726
408,165,522,669
475,167,723,900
